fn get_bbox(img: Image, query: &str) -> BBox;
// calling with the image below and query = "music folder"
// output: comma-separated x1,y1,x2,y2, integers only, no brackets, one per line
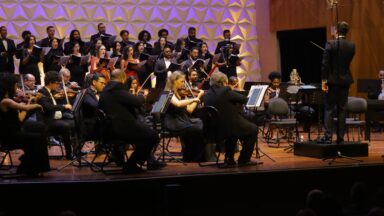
167,62,181,72
228,54,242,65
58,56,70,65
246,85,268,108
33,45,43,56
150,91,173,115
192,58,210,69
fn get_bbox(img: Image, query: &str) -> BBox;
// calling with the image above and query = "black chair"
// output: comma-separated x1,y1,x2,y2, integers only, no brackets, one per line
346,97,367,142
265,98,299,149
0,141,16,170
90,109,129,173
198,106,225,167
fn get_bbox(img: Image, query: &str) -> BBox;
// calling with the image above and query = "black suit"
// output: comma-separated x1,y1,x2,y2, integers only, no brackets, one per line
81,87,99,139
0,38,15,73
38,37,61,48
321,37,355,142
98,81,159,165
154,57,177,89
185,37,203,50
38,87,74,157
204,85,257,163
214,40,239,55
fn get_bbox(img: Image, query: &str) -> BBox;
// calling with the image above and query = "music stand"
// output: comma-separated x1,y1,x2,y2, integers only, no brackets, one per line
246,85,275,162
150,91,184,163
57,90,100,171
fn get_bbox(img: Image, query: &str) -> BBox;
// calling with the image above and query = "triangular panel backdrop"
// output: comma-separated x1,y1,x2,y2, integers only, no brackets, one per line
0,0,260,80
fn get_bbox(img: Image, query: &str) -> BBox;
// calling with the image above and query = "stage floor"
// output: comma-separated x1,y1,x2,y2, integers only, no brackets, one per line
1,129,384,184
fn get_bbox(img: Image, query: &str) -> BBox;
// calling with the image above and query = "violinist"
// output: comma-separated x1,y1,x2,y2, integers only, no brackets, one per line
98,69,165,173
164,71,206,162
203,71,258,166
23,74,41,94
38,71,74,159
58,68,80,99
0,73,50,176
81,73,106,139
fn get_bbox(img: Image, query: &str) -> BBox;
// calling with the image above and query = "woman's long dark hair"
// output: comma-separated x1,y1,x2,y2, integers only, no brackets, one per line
0,73,18,100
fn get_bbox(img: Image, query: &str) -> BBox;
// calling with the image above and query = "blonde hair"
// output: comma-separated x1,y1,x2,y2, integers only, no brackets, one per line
164,71,185,91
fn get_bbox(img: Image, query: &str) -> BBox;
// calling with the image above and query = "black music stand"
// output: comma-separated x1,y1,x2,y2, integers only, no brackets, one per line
150,91,184,163
246,85,275,162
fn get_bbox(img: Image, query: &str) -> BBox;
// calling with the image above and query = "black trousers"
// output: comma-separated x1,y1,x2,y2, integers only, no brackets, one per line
324,85,349,141
225,123,258,163
46,119,75,156
179,124,206,162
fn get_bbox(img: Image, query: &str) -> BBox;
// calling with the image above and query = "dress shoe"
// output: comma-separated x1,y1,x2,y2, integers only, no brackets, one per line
318,136,332,144
123,162,146,174
147,160,167,170
238,160,264,167
224,157,237,167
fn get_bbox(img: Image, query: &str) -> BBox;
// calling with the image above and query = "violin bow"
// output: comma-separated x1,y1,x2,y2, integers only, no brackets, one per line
61,74,70,105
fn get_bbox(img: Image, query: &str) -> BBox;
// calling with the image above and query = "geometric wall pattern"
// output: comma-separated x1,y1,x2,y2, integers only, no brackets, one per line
0,0,260,80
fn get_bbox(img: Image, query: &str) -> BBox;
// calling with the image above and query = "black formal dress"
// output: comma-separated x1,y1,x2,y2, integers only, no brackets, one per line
164,94,206,162
321,37,355,142
98,81,159,166
217,52,237,78
204,85,257,163
0,108,50,175
20,48,41,84
0,38,16,73
43,48,63,73
38,37,61,48
67,54,88,87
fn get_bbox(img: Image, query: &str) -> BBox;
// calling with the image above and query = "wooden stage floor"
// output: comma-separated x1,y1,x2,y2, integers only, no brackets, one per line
1,129,384,184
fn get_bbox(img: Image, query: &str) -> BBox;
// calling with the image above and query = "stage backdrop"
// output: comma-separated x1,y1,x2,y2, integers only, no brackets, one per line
0,0,260,80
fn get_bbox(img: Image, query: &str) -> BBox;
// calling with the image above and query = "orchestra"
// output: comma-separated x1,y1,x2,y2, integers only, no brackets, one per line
3,24,341,175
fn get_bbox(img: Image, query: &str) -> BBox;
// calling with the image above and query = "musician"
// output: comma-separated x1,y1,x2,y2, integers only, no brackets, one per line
200,42,213,74
152,37,167,56
64,29,85,55
154,46,176,89
0,26,16,73
368,68,384,99
228,76,240,91
173,38,187,63
154,29,175,50
98,69,165,173
59,68,80,92
187,69,199,89
66,42,89,87
181,47,201,75
16,30,31,50
90,23,112,45
109,41,122,69
90,44,111,81
43,37,63,73
185,27,203,50
81,73,106,139
23,74,41,94
164,71,206,162
20,35,42,84
214,29,239,55
321,21,355,144
203,71,257,166
90,38,103,56
0,73,50,176
264,72,282,106
215,44,240,78
137,30,153,53
120,45,138,78
38,71,74,159
38,26,61,48
119,30,135,49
